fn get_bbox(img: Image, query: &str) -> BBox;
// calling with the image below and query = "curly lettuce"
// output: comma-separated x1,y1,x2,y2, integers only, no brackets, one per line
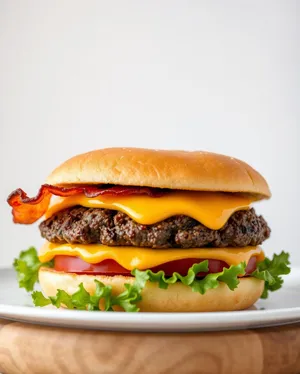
13,247,53,292
32,278,146,312
251,251,290,298
132,260,246,294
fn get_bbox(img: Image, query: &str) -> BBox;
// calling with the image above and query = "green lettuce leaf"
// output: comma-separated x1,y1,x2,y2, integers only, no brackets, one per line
90,281,113,311
32,290,52,307
13,247,53,292
110,284,139,312
251,251,291,298
32,279,144,312
132,260,246,295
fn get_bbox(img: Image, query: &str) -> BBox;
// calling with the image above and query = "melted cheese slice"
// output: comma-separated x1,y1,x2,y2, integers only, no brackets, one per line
39,242,265,270
45,191,256,230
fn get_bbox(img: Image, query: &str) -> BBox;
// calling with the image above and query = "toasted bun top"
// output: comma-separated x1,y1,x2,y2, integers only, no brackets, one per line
47,148,271,199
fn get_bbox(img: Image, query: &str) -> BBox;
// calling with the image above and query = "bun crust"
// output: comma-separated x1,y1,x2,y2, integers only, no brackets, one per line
39,268,264,312
47,148,271,198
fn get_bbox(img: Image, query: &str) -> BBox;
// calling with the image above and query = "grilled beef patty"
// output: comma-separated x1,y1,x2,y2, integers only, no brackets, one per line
39,207,270,249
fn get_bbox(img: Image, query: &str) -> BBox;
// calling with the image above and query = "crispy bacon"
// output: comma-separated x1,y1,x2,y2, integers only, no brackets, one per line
7,184,166,224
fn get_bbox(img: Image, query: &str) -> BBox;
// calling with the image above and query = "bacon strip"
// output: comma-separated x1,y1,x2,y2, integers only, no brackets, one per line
7,184,166,224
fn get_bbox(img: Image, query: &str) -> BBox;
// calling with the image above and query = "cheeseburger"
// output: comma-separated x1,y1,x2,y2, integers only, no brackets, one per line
9,148,290,312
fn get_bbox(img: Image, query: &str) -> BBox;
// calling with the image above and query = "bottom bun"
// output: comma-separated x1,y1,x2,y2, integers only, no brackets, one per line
39,268,264,312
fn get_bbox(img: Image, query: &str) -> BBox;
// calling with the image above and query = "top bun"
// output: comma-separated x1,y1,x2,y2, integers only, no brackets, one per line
47,148,271,199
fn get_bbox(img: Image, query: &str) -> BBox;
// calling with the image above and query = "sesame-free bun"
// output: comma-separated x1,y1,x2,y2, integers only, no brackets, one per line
47,148,271,199
39,267,264,312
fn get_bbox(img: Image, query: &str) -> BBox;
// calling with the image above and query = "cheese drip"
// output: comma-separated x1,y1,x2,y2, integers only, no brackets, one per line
39,242,265,270
45,191,255,230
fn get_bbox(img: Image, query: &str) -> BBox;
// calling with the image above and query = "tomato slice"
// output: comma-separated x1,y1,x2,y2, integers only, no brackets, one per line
54,255,257,277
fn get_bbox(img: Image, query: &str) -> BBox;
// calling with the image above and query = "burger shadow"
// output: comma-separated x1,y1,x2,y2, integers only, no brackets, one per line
247,305,260,311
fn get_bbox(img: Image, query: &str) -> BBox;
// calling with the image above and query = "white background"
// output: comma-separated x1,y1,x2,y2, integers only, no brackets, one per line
0,1,299,267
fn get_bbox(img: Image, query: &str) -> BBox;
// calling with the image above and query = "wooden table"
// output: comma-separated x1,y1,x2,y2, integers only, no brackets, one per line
0,318,300,374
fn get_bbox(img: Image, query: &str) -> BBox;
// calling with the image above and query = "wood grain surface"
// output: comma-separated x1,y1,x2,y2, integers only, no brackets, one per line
0,319,300,374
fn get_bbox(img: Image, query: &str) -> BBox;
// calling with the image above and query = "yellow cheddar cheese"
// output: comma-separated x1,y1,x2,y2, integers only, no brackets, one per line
39,242,265,270
45,191,256,230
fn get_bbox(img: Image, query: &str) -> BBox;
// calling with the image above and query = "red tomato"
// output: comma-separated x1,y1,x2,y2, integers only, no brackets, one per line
54,256,131,275
54,255,257,277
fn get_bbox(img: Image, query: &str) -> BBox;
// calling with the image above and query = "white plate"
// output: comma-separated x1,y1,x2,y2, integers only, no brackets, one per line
0,268,299,332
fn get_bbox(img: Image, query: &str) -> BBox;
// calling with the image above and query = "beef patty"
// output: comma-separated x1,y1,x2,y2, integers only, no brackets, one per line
39,206,270,249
